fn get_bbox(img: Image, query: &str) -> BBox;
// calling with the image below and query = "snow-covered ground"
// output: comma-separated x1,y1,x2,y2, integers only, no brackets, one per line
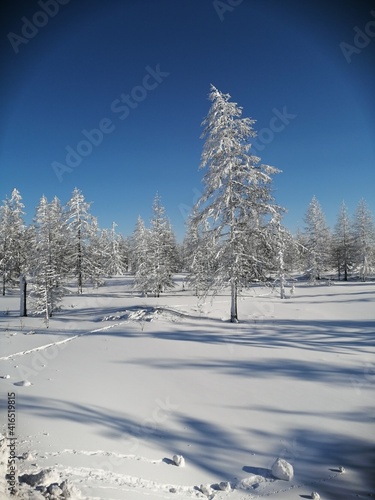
0,276,374,499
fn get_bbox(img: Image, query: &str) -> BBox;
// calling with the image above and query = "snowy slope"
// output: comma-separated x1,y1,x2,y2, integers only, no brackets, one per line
0,276,374,499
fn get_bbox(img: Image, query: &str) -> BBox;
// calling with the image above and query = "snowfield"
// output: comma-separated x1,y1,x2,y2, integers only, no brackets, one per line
0,276,374,499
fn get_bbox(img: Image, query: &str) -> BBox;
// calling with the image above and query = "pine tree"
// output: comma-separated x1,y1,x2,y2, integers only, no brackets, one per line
29,196,67,324
184,214,216,296
118,235,130,273
267,214,292,298
65,188,95,293
192,86,282,322
105,222,126,276
291,228,309,273
303,196,331,281
131,216,151,295
87,217,107,287
352,199,375,281
332,202,354,280
147,194,177,297
0,189,26,295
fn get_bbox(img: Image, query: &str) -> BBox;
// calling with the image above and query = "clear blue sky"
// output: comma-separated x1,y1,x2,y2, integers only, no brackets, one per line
1,0,374,241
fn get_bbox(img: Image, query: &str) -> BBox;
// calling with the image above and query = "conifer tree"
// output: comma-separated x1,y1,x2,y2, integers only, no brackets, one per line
65,188,95,293
147,194,177,297
332,202,354,280
30,196,67,324
105,222,126,276
87,217,107,287
0,189,26,295
131,216,151,295
267,214,291,298
192,86,282,322
352,199,375,281
303,196,330,280
184,215,216,296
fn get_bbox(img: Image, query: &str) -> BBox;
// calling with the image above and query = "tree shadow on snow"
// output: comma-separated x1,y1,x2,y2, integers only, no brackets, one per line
14,395,375,497
122,354,373,387
141,317,375,355
16,395,250,480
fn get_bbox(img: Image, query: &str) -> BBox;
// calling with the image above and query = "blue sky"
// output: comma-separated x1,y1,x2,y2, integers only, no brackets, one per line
1,0,374,241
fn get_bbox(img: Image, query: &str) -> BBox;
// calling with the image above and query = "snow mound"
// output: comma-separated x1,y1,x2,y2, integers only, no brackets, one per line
102,306,185,324
47,483,63,497
311,492,320,499
18,470,81,499
271,457,294,481
238,474,267,489
219,481,231,491
172,454,185,467
14,380,32,387
199,483,213,496
19,468,61,487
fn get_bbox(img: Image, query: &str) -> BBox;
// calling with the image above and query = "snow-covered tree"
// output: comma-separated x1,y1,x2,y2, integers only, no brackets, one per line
289,228,308,273
86,217,107,287
99,222,126,277
191,85,282,322
146,195,177,297
132,218,151,295
352,199,375,281
303,196,331,280
0,189,26,295
29,196,67,324
118,235,130,273
332,202,354,281
130,216,149,279
184,214,216,296
130,197,178,297
266,214,292,298
65,188,96,293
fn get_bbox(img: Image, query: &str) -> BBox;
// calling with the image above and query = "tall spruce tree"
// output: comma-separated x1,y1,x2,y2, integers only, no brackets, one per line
352,199,375,281
65,188,95,293
184,214,216,296
105,222,126,276
192,85,282,322
30,196,67,324
303,196,330,280
131,216,151,295
147,194,177,297
332,202,354,281
0,189,26,295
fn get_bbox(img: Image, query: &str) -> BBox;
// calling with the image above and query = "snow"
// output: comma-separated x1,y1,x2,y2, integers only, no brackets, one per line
0,275,374,499
172,455,185,467
271,458,294,481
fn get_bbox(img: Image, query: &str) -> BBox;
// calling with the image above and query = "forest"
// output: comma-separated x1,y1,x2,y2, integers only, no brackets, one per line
1,88,374,324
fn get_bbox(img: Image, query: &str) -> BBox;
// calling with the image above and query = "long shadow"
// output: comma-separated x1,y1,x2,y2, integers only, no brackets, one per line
16,395,249,480
239,425,375,498
122,356,371,385
95,316,375,355
282,427,375,498
8,311,373,357
14,396,375,498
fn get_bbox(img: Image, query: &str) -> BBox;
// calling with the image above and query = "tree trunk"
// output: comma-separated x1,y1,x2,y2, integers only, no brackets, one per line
278,249,286,299
77,227,83,294
2,274,5,296
230,279,238,323
20,274,27,317
45,286,50,328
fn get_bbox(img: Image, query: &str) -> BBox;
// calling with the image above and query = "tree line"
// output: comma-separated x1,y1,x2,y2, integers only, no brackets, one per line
1,87,374,322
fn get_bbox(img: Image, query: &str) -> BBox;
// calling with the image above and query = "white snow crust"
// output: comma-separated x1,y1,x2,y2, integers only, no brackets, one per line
0,275,374,499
